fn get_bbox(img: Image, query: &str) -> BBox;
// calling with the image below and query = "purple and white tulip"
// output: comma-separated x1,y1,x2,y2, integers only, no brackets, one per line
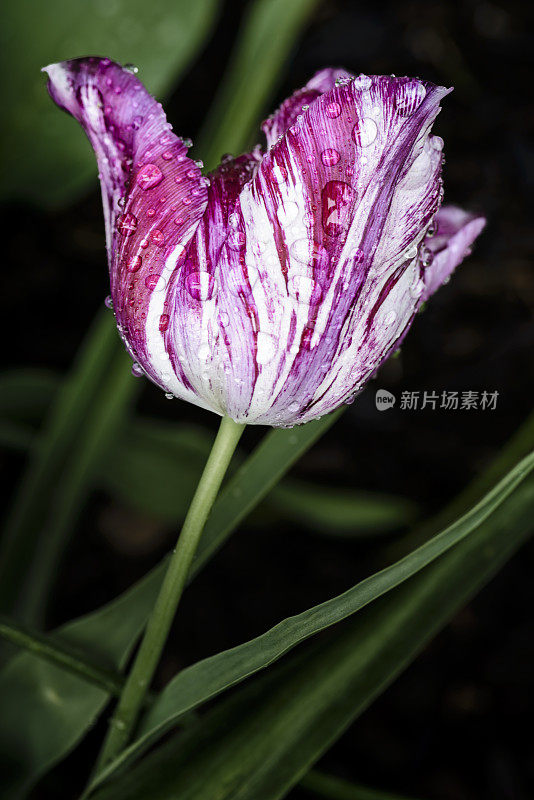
44,58,485,426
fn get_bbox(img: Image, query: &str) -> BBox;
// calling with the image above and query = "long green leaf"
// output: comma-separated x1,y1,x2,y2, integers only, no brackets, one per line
0,616,123,697
0,0,219,206
0,311,119,614
89,476,534,800
0,565,161,798
18,347,138,625
197,0,321,169
86,452,534,790
0,411,341,796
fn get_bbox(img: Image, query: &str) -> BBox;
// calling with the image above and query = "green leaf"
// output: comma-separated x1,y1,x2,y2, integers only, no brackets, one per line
0,0,219,206
17,346,139,625
99,419,214,523
302,769,417,800
271,481,418,536
0,565,161,798
197,0,321,169
0,369,59,425
0,615,123,697
0,412,342,796
88,473,534,800
86,453,534,791
0,311,121,616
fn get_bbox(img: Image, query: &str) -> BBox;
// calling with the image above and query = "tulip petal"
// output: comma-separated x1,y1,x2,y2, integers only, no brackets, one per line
230,75,450,424
421,205,486,301
44,57,211,409
262,68,352,149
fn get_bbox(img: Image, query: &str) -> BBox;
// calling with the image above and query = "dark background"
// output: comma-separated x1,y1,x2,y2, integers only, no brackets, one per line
2,1,533,798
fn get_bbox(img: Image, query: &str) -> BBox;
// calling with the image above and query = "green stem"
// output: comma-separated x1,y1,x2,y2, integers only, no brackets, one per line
94,416,245,772
0,615,123,697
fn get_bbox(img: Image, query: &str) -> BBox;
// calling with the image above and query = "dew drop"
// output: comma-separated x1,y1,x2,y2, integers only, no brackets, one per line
384,310,397,325
124,63,138,74
256,331,277,365
131,362,144,377
126,254,142,274
271,164,287,184
145,274,166,291
149,229,165,246
321,148,340,166
395,81,426,116
277,201,299,225
159,313,170,332
325,101,342,119
405,244,418,259
104,295,113,310
136,163,163,190
288,274,323,306
226,229,246,251
321,180,355,237
185,271,216,301
197,343,211,360
352,117,378,147
117,213,137,236
165,392,174,400
354,74,372,90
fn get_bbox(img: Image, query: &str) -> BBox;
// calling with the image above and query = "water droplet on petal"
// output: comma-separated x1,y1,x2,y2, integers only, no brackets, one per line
354,74,372,90
321,148,340,166
288,274,323,306
145,274,166,291
165,392,174,400
117,213,137,236
405,244,418,259
321,180,355,237
421,247,434,267
159,313,170,332
124,63,138,74
271,165,287,184
185,271,216,301
432,136,444,152
256,331,277,365
325,101,342,119
136,163,163,189
104,295,113,310
395,81,426,116
161,151,174,161
384,310,396,325
226,229,246,251
277,201,299,225
149,229,165,246
127,254,142,273
131,362,144,377
352,117,378,147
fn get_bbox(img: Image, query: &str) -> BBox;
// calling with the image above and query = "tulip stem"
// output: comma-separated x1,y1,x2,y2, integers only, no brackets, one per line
93,415,245,774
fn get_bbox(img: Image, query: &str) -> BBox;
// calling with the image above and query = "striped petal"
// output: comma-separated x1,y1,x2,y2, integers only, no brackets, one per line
421,205,486,301
44,57,210,408
226,76,450,424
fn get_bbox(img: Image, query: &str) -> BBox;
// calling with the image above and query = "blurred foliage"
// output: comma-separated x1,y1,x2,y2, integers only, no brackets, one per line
89,470,534,800
0,0,219,206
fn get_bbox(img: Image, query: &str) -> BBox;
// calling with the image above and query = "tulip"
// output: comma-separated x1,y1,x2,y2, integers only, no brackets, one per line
44,57,485,427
